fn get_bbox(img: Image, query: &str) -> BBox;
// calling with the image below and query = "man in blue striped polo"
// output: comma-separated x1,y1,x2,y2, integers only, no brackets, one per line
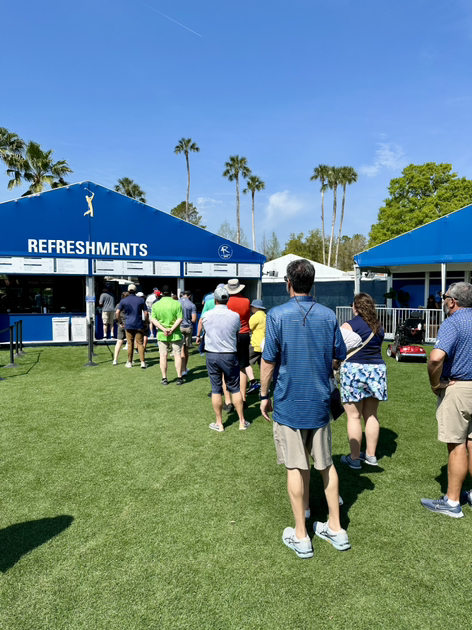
260,259,349,558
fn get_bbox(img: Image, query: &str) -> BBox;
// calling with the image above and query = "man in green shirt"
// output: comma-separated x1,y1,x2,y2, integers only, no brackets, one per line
151,285,184,386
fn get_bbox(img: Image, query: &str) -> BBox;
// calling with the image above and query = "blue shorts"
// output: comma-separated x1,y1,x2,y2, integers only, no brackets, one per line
340,362,388,403
206,352,240,394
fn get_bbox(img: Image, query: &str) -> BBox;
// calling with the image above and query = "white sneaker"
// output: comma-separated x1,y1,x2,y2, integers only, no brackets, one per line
125,361,133,368
314,521,351,551
113,360,118,365
141,361,146,369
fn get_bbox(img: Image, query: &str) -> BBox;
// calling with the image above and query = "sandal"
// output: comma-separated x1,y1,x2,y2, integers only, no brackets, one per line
161,378,169,386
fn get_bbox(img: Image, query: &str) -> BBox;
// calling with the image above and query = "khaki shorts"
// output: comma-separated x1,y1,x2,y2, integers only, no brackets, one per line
437,381,472,443
181,327,193,348
273,421,332,471
102,311,115,325
158,339,183,356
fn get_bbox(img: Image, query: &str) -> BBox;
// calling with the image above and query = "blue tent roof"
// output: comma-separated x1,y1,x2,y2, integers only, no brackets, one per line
0,181,265,264
354,204,472,269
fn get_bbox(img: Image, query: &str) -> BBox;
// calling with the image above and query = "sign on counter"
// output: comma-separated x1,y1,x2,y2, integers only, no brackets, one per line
71,317,87,342
52,317,70,342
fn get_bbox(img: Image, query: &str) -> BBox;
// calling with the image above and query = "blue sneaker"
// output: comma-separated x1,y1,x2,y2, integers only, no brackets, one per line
461,490,472,507
247,381,260,394
282,527,314,559
421,496,464,518
313,521,351,551
341,454,362,470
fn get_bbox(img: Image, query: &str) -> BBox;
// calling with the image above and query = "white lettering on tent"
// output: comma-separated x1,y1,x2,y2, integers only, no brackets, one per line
57,240,66,254
76,241,85,254
86,241,95,255
111,242,119,256
48,240,56,253
120,243,130,256
130,243,139,256
139,244,148,257
39,240,47,253
25,240,149,257
67,241,75,254
97,242,110,256
28,239,38,252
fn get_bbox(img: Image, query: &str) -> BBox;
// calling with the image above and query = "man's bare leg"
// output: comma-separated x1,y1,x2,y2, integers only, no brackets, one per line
211,393,224,429
231,391,246,428
467,439,472,477
181,345,189,373
222,376,232,405
302,468,310,513
160,351,168,379
447,442,469,502
114,339,123,362
174,348,182,378
287,468,308,540
245,365,255,382
320,464,341,532
240,370,248,402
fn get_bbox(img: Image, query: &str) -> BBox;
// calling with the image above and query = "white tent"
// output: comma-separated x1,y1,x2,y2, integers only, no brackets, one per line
262,254,350,283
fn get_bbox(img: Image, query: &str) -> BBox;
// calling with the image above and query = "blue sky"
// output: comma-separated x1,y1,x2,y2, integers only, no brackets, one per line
2,0,472,250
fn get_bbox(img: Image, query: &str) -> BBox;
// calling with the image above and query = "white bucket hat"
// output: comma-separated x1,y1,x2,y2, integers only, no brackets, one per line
225,278,245,294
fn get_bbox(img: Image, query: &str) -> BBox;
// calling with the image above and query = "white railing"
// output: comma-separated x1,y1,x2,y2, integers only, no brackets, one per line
336,307,444,343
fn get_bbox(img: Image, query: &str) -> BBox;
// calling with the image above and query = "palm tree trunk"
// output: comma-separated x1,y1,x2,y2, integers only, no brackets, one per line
328,185,337,267
251,191,256,250
321,186,326,265
185,153,190,222
335,184,347,269
236,175,240,244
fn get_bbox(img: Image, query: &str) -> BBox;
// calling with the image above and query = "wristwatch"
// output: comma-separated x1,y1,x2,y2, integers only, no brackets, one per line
260,395,270,400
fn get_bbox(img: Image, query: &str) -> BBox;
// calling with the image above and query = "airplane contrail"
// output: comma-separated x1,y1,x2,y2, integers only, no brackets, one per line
140,2,202,37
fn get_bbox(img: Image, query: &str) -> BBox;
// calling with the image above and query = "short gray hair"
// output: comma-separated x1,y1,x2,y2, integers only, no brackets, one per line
448,282,472,307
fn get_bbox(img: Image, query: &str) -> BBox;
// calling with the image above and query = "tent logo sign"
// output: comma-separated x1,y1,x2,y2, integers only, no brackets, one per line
218,244,233,259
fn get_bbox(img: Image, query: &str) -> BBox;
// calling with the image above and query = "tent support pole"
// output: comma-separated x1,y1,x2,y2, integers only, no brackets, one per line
441,263,447,297
386,273,393,308
354,265,361,295
256,279,262,300
424,271,430,307
177,278,185,298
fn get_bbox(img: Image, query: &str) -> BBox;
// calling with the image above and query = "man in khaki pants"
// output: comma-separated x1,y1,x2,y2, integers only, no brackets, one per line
422,282,472,518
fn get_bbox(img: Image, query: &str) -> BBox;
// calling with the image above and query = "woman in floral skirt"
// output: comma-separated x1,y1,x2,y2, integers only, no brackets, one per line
339,293,388,469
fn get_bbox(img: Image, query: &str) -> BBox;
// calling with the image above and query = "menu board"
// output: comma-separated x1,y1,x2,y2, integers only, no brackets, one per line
56,258,89,275
154,261,180,276
0,256,24,273
184,262,237,277
237,263,261,278
93,259,154,276
71,317,87,342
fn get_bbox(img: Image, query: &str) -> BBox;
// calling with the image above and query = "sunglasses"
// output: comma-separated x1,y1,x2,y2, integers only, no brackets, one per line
441,293,455,301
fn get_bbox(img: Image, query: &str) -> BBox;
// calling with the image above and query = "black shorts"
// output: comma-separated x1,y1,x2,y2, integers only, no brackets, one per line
249,345,262,366
206,352,240,394
117,325,127,341
236,332,250,370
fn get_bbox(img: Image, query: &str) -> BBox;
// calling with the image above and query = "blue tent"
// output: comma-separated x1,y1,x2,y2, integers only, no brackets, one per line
354,204,472,269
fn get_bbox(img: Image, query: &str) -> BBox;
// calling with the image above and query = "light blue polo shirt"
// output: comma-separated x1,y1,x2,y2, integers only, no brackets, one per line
435,308,472,380
263,297,346,429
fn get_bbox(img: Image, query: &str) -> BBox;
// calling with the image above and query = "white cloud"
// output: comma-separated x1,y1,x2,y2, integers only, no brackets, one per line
360,143,408,177
265,190,306,225
196,197,223,208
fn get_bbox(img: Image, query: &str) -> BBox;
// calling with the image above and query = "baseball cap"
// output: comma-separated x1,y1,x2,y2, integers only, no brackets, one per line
136,292,144,297
128,284,137,292
214,286,229,302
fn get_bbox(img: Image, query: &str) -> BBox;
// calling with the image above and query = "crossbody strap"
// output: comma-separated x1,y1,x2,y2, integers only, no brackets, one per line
344,330,375,361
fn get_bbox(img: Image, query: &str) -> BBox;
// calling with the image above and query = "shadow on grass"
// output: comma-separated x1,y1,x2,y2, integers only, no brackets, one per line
223,396,262,429
377,427,398,461
0,350,42,378
0,515,74,573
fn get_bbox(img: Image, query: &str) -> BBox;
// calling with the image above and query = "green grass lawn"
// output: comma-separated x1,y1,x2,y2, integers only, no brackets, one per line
0,342,470,629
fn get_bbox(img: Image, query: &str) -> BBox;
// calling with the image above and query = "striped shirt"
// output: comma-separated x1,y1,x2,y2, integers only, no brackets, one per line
263,297,346,429
202,304,240,353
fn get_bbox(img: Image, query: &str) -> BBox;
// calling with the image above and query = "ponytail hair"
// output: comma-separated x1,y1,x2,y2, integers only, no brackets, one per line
353,292,381,335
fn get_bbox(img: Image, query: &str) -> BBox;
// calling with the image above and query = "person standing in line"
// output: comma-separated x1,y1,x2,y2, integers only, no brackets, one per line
146,288,160,338
113,291,129,365
260,259,349,558
179,290,197,376
198,286,248,432
226,279,251,404
136,292,150,355
152,285,184,386
339,293,388,470
247,299,267,391
99,283,116,339
115,284,148,369
421,282,472,518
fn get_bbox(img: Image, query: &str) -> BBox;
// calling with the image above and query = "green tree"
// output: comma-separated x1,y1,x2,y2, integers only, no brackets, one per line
114,177,147,202
0,127,25,190
243,175,265,250
335,166,358,268
310,164,331,265
222,156,251,244
369,163,472,247
282,230,325,262
336,234,367,271
170,201,206,228
327,166,342,267
218,220,249,248
6,141,72,195
174,138,200,222
260,231,281,261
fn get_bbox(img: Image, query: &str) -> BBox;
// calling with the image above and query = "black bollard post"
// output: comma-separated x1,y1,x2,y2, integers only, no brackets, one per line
84,319,98,367
14,321,20,359
5,326,19,368
18,319,26,356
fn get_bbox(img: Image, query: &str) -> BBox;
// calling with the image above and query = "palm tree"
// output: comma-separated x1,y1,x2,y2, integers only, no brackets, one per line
223,156,251,244
310,164,332,265
0,128,25,190
6,141,72,195
174,138,200,222
114,177,147,203
243,175,265,250
327,166,342,267
335,166,358,269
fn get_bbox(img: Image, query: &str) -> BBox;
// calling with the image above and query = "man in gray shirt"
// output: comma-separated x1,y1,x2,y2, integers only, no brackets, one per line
197,286,248,432
99,283,116,339
179,290,197,376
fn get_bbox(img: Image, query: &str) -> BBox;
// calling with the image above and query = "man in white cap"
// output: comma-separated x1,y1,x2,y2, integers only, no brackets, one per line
226,279,251,404
115,284,148,368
